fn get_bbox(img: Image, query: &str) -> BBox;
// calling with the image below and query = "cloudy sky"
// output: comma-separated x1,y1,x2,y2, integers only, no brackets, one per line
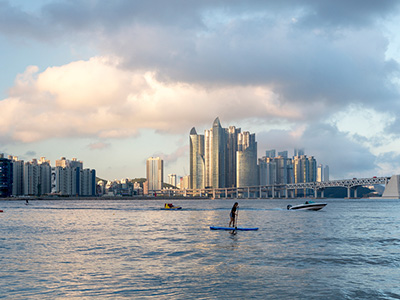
1,0,400,181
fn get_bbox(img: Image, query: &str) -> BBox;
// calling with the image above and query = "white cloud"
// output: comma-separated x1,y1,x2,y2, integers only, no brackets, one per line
0,56,306,144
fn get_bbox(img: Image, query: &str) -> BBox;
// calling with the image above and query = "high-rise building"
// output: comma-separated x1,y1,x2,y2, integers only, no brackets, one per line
324,165,330,182
236,131,257,187
0,154,13,198
265,149,276,158
275,155,289,184
227,126,241,187
317,164,323,182
189,127,205,189
146,157,163,192
168,174,177,187
258,157,276,185
210,117,226,188
308,156,317,182
11,156,24,196
38,157,52,195
80,168,96,196
293,155,309,184
24,159,40,196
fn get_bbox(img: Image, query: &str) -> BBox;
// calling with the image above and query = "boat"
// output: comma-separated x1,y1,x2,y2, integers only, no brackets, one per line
161,203,182,210
210,226,258,231
287,201,327,211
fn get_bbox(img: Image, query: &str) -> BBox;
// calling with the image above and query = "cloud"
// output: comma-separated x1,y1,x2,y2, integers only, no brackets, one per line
0,56,311,144
88,142,111,150
153,145,189,165
257,123,377,179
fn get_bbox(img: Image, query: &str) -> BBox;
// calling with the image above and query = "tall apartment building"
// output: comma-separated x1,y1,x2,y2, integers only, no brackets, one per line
209,117,227,188
324,165,330,182
189,127,205,189
168,174,178,187
146,157,163,192
80,168,96,196
38,157,52,195
236,131,257,187
23,158,52,196
24,159,40,196
317,164,323,182
227,126,241,187
0,154,13,197
11,156,24,196
53,157,95,196
259,155,292,185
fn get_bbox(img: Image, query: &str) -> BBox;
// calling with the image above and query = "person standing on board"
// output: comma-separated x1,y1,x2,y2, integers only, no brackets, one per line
229,202,239,227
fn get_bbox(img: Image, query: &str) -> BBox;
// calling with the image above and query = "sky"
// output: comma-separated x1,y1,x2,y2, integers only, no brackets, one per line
1,0,400,181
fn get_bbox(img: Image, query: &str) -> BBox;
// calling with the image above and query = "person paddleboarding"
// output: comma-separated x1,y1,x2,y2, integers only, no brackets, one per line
229,202,239,228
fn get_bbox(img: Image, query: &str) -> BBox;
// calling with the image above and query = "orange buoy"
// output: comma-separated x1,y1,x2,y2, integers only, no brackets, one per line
0,210,3,213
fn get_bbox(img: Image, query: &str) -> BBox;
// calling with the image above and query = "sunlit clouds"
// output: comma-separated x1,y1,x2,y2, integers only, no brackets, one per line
1,56,303,144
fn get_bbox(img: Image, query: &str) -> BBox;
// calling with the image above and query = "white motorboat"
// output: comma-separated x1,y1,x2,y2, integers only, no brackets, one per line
287,201,327,211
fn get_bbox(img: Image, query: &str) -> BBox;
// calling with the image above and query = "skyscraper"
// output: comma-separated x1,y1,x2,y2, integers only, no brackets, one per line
11,156,24,196
324,165,330,182
146,157,163,192
168,174,177,187
236,131,258,187
210,117,226,188
317,164,323,182
190,118,257,189
189,127,205,189
0,154,13,198
227,126,241,187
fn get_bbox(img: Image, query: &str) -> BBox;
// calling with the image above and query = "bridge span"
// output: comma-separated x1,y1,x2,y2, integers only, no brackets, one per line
158,176,391,199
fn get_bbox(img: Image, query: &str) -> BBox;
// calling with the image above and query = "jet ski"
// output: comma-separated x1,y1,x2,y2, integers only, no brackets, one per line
161,203,182,210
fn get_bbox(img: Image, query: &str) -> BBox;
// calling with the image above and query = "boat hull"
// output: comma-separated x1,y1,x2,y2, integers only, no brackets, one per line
288,203,327,211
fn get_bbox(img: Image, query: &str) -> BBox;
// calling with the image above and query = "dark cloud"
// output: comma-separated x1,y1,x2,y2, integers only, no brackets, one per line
257,123,377,179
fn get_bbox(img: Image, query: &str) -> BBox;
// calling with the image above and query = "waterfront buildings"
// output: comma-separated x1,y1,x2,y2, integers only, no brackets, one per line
0,154,96,197
190,118,258,189
146,157,163,192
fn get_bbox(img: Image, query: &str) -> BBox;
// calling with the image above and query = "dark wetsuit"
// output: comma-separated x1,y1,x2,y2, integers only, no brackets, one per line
230,205,237,219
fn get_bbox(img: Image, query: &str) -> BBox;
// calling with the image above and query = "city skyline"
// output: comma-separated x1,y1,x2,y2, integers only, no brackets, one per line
2,1,400,180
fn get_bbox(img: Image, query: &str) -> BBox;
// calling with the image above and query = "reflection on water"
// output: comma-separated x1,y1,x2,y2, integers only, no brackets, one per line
0,198,400,299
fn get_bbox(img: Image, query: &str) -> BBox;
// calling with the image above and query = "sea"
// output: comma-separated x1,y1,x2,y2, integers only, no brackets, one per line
0,198,399,300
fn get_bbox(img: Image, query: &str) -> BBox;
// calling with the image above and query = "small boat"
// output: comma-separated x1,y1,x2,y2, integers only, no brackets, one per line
287,201,327,211
161,203,182,210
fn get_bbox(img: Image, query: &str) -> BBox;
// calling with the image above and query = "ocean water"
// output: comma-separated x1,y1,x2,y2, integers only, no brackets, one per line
0,198,399,300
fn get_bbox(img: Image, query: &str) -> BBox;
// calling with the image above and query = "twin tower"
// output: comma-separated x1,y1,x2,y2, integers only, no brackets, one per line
189,117,258,189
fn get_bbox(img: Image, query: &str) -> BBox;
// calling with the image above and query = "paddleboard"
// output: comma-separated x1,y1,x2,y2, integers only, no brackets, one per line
160,207,182,210
210,226,258,231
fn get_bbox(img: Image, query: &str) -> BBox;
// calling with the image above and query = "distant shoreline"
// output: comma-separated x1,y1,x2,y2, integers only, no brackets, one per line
0,196,212,201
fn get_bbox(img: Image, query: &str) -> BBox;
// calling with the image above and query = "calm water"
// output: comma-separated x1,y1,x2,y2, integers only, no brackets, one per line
0,198,399,299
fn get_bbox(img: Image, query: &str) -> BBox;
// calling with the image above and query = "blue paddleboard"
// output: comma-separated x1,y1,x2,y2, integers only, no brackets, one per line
210,226,258,231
